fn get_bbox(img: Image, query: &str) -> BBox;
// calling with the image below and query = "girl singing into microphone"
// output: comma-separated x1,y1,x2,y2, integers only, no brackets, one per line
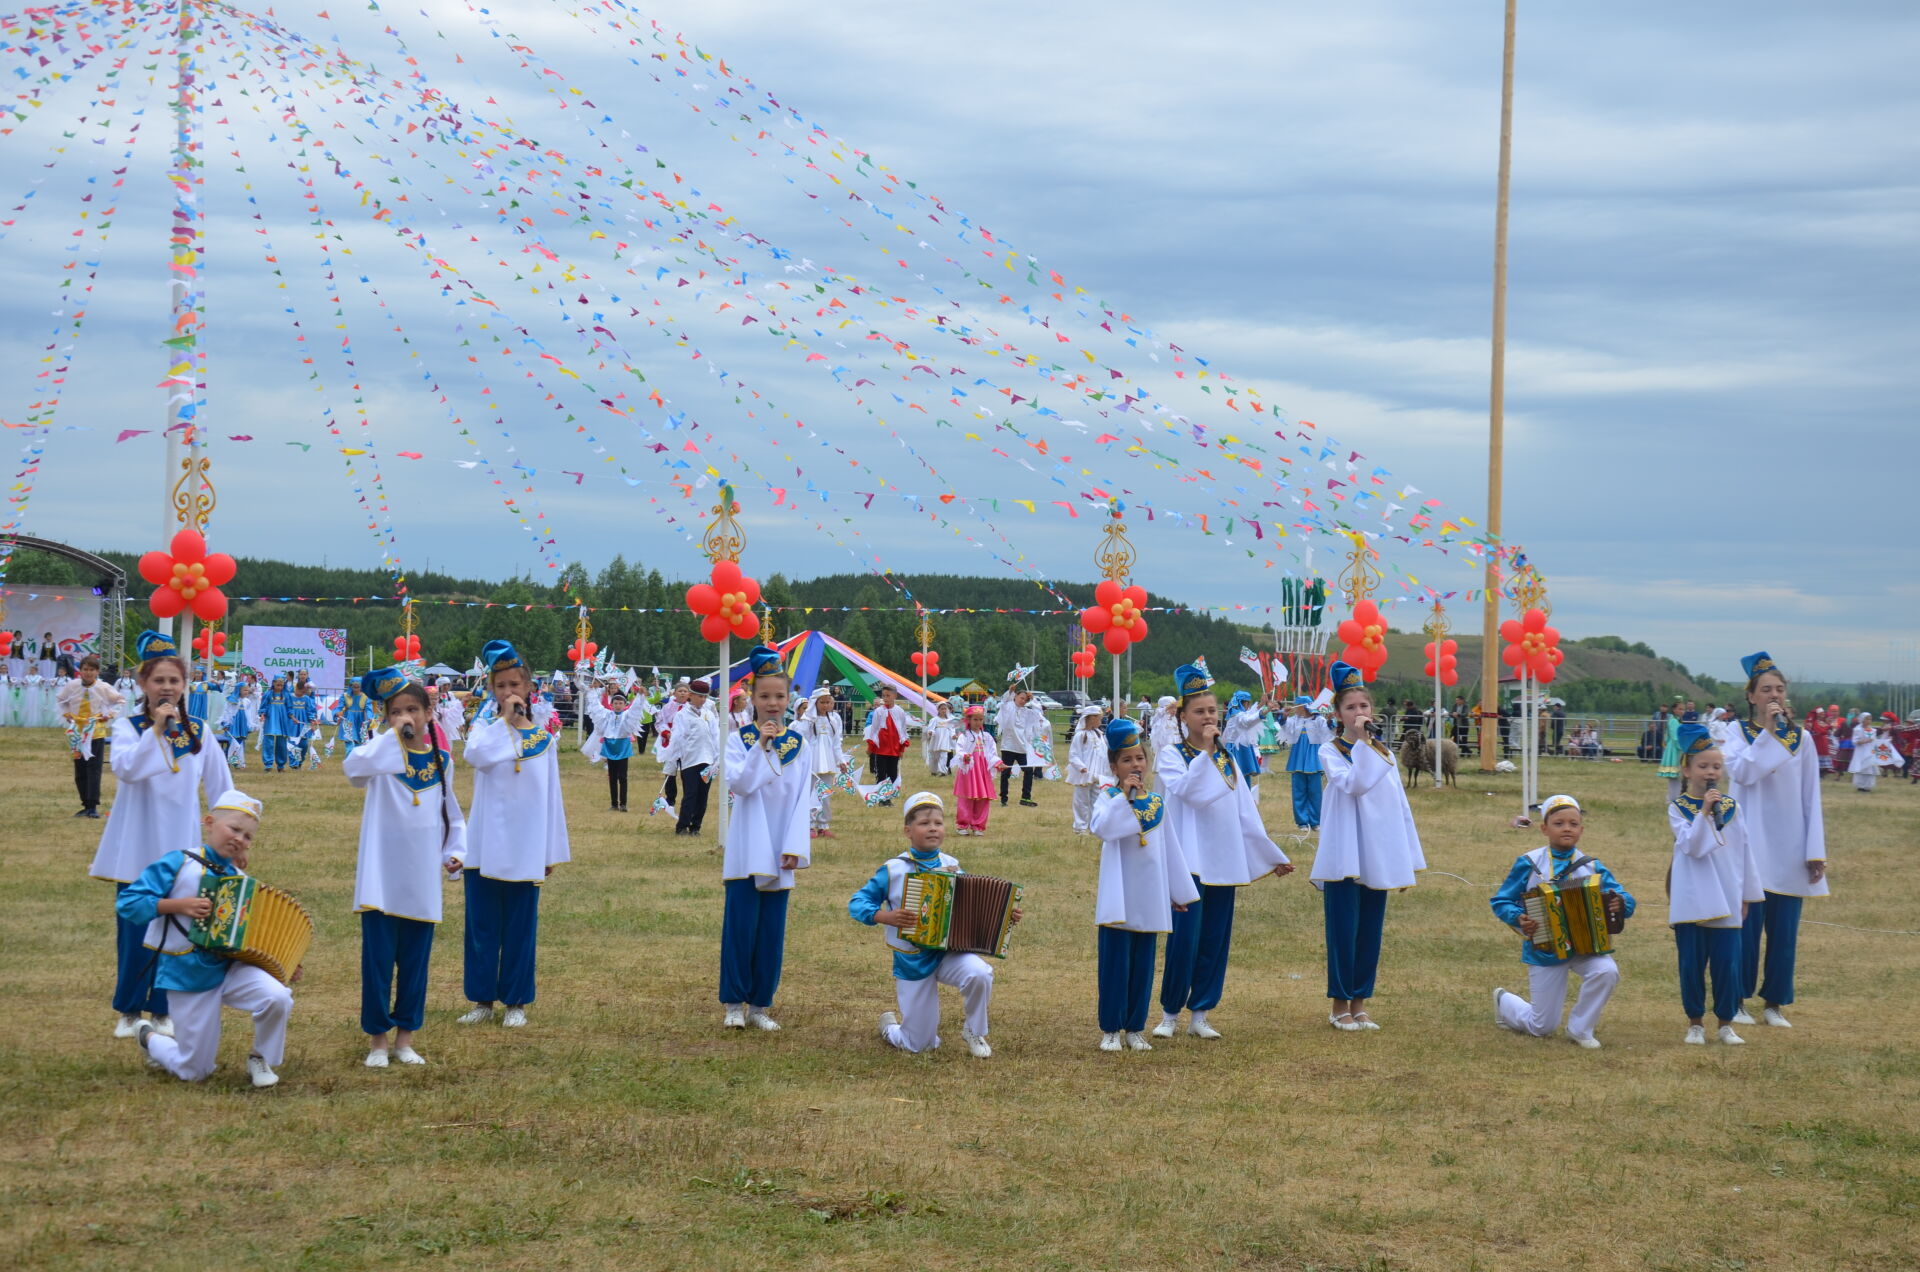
344,666,468,1069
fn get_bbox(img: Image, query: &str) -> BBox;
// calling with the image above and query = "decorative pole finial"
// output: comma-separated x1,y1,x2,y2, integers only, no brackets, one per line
1338,531,1380,604
702,481,745,564
1094,498,1135,584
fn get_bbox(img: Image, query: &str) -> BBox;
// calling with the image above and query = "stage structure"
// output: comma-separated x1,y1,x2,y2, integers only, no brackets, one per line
0,536,129,669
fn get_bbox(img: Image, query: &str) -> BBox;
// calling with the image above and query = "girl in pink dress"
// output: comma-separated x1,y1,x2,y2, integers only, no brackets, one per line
950,705,1001,837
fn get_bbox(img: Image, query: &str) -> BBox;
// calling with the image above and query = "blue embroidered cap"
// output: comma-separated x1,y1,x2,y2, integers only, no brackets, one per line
1330,660,1365,693
361,664,418,703
134,630,179,663
482,639,525,675
1227,690,1252,711
1676,721,1716,756
1740,651,1778,681
1173,662,1214,700
746,644,783,680
1105,717,1145,754
1294,695,1312,706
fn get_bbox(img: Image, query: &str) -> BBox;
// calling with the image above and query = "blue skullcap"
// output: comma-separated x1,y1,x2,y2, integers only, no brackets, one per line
1330,661,1365,693
360,665,419,703
482,639,525,674
746,645,783,680
1105,717,1145,755
1740,651,1778,681
134,630,179,663
1173,662,1214,699
1676,721,1716,756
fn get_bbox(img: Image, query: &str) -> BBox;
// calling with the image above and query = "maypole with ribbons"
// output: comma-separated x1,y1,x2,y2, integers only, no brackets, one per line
1082,499,1146,717
685,482,760,848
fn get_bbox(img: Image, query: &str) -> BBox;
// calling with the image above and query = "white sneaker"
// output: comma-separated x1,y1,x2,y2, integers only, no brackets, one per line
1731,1007,1756,1025
1150,1015,1178,1039
1568,1034,1602,1050
1186,1014,1222,1040
1764,1007,1792,1028
961,1028,992,1058
152,1015,175,1038
1099,1031,1123,1052
395,1046,428,1065
1125,1031,1153,1052
502,1007,528,1028
456,1005,495,1026
1683,1025,1706,1045
878,1009,900,1037
247,1055,280,1088
722,1005,746,1029
1493,988,1513,1029
1717,1026,1746,1046
364,1047,390,1068
114,1014,141,1039
746,1010,781,1032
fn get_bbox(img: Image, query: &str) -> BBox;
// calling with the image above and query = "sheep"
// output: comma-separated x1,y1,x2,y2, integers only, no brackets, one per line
1399,732,1459,789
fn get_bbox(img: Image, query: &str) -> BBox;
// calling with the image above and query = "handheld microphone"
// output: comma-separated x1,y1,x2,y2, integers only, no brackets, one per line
401,722,417,742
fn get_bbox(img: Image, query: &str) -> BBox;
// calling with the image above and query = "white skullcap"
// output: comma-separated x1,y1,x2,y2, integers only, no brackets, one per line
1539,794,1582,818
904,791,944,815
212,790,264,821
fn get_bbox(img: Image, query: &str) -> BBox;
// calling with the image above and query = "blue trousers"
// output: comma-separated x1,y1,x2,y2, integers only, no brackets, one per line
1291,771,1324,829
719,878,789,1008
464,871,541,1006
1741,892,1802,1007
113,884,169,1016
1323,879,1388,1001
1675,923,1742,1022
360,910,435,1035
262,734,289,770
1098,927,1158,1033
1160,878,1236,1014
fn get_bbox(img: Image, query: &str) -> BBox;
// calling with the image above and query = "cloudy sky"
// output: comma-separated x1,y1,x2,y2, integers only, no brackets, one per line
4,0,1914,681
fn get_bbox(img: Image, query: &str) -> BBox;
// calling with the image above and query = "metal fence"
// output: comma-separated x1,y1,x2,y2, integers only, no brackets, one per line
1374,710,1682,762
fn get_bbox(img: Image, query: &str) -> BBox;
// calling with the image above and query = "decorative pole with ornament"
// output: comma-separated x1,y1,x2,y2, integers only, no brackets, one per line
685,483,761,847
1421,601,1458,790
1499,562,1559,822
1081,499,1147,718
568,605,597,744
910,609,939,708
1333,533,1390,689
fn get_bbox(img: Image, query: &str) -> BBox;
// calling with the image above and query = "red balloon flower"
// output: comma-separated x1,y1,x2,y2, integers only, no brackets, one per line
138,528,236,623
567,639,600,665
392,633,422,662
685,558,762,644
1422,637,1460,688
1334,599,1391,682
192,629,228,659
910,649,941,680
1080,578,1151,657
1499,608,1562,684
1070,645,1097,680
0,631,13,659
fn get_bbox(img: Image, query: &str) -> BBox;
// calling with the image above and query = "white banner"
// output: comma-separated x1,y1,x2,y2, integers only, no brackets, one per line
240,625,349,693
2,593,104,671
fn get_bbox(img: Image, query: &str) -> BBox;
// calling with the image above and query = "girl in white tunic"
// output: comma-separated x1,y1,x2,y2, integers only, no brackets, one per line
1066,707,1111,833
924,700,958,777
1312,661,1425,1032
1847,715,1881,792
718,647,811,1030
803,686,846,838
1668,722,1764,1044
1723,651,1827,1028
1091,718,1199,1052
345,667,467,1068
1152,662,1293,1041
456,641,570,1030
90,631,230,1039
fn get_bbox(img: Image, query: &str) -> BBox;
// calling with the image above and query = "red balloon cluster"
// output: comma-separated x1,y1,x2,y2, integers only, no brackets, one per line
392,633,422,662
0,631,12,659
686,559,762,644
139,529,236,623
191,629,228,659
910,649,941,679
1335,600,1391,682
1070,645,1097,680
1081,579,1150,656
567,638,600,665
1423,638,1459,687
1500,608,1564,684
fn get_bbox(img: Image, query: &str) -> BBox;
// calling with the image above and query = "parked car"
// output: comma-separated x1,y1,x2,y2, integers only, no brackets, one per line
1030,693,1066,712
1044,689,1092,712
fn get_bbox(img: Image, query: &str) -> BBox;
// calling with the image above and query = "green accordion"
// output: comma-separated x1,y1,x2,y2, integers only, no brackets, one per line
188,872,315,985
1522,873,1617,959
900,870,1022,959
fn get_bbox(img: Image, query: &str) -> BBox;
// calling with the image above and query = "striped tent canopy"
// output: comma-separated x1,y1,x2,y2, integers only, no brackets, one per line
726,631,944,713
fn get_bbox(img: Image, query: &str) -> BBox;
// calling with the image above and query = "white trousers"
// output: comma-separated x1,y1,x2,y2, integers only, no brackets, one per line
147,964,292,1081
883,953,993,1054
810,785,832,829
929,748,952,776
1496,955,1619,1041
1071,783,1097,832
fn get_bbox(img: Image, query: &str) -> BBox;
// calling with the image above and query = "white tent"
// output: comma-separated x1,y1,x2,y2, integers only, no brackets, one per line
420,662,463,677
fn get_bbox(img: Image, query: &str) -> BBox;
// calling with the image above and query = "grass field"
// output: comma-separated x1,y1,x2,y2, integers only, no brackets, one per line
3,725,1916,1271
